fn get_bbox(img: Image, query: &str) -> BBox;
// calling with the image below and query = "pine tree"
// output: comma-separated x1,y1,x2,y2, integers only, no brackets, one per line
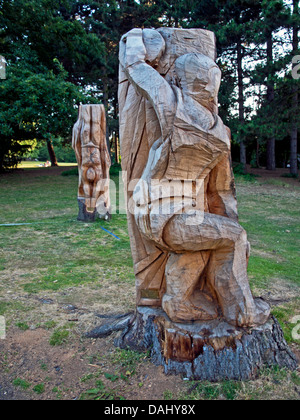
187,0,264,171
253,0,291,171
290,0,299,176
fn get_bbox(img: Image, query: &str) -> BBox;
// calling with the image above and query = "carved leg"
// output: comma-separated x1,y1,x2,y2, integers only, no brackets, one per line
162,251,219,323
163,212,270,327
206,231,270,327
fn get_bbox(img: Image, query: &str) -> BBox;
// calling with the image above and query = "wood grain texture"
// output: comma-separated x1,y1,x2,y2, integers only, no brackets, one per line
119,28,270,328
72,104,111,222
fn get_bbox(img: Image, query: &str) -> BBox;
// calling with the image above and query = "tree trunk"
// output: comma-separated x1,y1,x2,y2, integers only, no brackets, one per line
290,0,299,176
237,40,247,173
267,138,276,171
256,139,260,168
46,139,58,167
113,96,120,165
266,34,276,171
290,120,298,175
102,76,112,163
114,132,119,164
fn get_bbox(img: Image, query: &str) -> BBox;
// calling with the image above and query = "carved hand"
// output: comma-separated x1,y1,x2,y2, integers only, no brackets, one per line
120,28,147,69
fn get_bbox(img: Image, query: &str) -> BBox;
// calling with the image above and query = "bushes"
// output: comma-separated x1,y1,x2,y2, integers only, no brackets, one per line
30,141,77,164
61,168,79,177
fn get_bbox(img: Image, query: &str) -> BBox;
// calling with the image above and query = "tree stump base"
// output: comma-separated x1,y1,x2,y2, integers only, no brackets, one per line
77,198,111,222
116,307,298,381
77,199,97,222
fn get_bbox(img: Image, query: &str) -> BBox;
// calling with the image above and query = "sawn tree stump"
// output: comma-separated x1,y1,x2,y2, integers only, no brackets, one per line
115,307,298,382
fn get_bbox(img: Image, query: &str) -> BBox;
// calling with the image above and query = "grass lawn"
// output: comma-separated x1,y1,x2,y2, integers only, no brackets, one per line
0,166,299,400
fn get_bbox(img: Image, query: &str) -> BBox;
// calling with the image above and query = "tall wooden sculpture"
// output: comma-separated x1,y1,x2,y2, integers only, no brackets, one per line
72,104,111,222
117,28,297,380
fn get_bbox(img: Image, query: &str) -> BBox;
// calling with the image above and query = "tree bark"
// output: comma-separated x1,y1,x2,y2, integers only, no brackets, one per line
102,76,112,163
114,307,298,382
114,132,119,164
266,34,276,171
237,40,247,172
290,0,299,176
267,137,276,171
256,139,260,168
46,138,58,167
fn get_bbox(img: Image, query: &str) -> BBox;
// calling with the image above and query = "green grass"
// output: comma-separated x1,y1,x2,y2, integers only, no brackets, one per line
0,168,134,302
49,326,71,346
33,383,45,394
0,168,299,326
0,166,299,400
43,321,57,330
182,380,242,401
272,304,300,344
237,179,300,289
15,322,30,331
0,301,29,316
13,378,31,390
1,167,298,297
79,380,125,401
235,177,300,339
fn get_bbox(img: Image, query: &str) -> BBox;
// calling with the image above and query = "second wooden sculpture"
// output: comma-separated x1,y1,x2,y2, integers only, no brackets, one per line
72,104,111,222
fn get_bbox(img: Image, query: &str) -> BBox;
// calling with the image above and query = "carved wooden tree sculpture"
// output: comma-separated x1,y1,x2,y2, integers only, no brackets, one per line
72,104,111,222
116,28,297,380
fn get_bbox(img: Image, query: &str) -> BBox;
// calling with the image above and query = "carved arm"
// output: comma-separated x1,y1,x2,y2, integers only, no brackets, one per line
120,29,176,141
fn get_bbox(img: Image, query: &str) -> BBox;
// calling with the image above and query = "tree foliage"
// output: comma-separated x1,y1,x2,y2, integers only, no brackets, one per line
0,0,101,170
0,0,299,172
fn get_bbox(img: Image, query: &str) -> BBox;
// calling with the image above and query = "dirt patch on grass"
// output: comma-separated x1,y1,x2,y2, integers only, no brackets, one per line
0,327,183,401
1,293,299,401
259,279,299,306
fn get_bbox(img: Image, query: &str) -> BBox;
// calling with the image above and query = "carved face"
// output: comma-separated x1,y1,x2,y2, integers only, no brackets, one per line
175,53,221,108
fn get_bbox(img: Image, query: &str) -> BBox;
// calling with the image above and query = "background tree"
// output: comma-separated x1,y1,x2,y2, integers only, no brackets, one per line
187,0,298,172
250,0,299,171
184,0,265,172
259,0,291,171
290,0,299,176
0,50,90,170
0,0,104,169
0,0,299,171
